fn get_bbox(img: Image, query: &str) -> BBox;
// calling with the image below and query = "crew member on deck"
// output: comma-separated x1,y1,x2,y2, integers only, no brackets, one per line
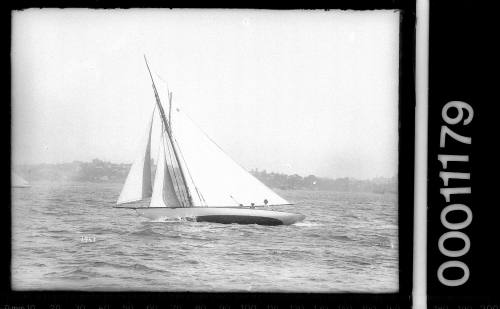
264,199,269,208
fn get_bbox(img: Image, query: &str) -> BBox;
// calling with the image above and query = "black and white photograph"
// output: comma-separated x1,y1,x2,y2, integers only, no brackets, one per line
11,9,401,293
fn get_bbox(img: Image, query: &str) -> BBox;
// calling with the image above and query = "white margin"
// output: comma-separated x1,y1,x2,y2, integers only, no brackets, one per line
413,0,429,308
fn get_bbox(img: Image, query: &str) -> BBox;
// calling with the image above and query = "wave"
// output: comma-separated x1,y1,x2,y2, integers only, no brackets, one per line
47,267,99,280
79,226,125,235
332,235,352,241
13,185,398,291
185,260,199,265
90,261,172,274
351,259,372,266
358,235,394,248
128,228,165,237
148,216,197,223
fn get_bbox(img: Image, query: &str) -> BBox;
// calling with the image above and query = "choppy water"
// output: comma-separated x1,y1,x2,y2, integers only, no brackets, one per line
11,182,398,292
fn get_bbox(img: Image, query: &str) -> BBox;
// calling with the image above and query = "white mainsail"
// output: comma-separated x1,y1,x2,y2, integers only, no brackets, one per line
116,109,155,204
149,131,183,208
171,108,291,207
118,59,291,209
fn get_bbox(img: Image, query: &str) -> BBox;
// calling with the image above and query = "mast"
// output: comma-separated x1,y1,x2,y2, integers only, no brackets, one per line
143,56,194,207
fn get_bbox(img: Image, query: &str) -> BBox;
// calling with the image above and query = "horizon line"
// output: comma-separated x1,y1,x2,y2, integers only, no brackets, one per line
12,158,398,181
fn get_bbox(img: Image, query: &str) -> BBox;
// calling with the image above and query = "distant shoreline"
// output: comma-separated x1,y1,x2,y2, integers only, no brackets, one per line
13,159,397,194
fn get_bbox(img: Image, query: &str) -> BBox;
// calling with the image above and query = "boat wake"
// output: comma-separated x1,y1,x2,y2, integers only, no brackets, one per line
148,216,197,223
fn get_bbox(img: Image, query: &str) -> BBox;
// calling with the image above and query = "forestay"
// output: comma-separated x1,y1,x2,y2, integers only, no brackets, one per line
171,108,291,207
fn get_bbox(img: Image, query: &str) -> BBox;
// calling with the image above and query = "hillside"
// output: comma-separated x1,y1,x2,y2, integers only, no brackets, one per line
14,159,397,193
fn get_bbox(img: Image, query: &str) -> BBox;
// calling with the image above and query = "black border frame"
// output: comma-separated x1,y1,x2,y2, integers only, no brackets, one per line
427,0,500,305
3,2,416,308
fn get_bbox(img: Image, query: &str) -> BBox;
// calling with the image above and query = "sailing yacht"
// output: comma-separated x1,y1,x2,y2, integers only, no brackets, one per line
115,58,305,226
12,172,30,188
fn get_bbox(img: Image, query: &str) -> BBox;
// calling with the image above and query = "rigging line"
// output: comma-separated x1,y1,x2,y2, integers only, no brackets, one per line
154,73,173,127
164,128,191,208
162,130,189,207
179,109,280,194
163,89,204,206
156,72,170,93
144,56,193,206
155,103,191,208
162,131,185,207
160,110,189,207
153,77,196,206
152,146,160,196
151,109,161,199
173,138,206,207
167,144,188,206
230,195,241,205
158,118,187,208
172,137,207,207
168,92,173,129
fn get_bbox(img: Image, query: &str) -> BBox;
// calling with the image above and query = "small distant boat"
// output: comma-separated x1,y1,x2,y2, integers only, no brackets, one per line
115,57,305,226
12,172,30,188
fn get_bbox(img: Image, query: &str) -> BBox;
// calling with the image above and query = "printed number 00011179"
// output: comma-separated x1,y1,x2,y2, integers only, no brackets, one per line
437,101,474,287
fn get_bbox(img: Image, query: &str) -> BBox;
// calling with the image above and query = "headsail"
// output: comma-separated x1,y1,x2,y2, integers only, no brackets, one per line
150,131,183,208
116,108,155,204
171,108,291,207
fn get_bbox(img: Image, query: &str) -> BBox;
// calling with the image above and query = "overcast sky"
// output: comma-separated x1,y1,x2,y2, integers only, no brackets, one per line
12,9,399,179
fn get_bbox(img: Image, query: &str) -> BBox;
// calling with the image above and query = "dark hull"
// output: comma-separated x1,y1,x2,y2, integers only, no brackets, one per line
134,207,305,225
